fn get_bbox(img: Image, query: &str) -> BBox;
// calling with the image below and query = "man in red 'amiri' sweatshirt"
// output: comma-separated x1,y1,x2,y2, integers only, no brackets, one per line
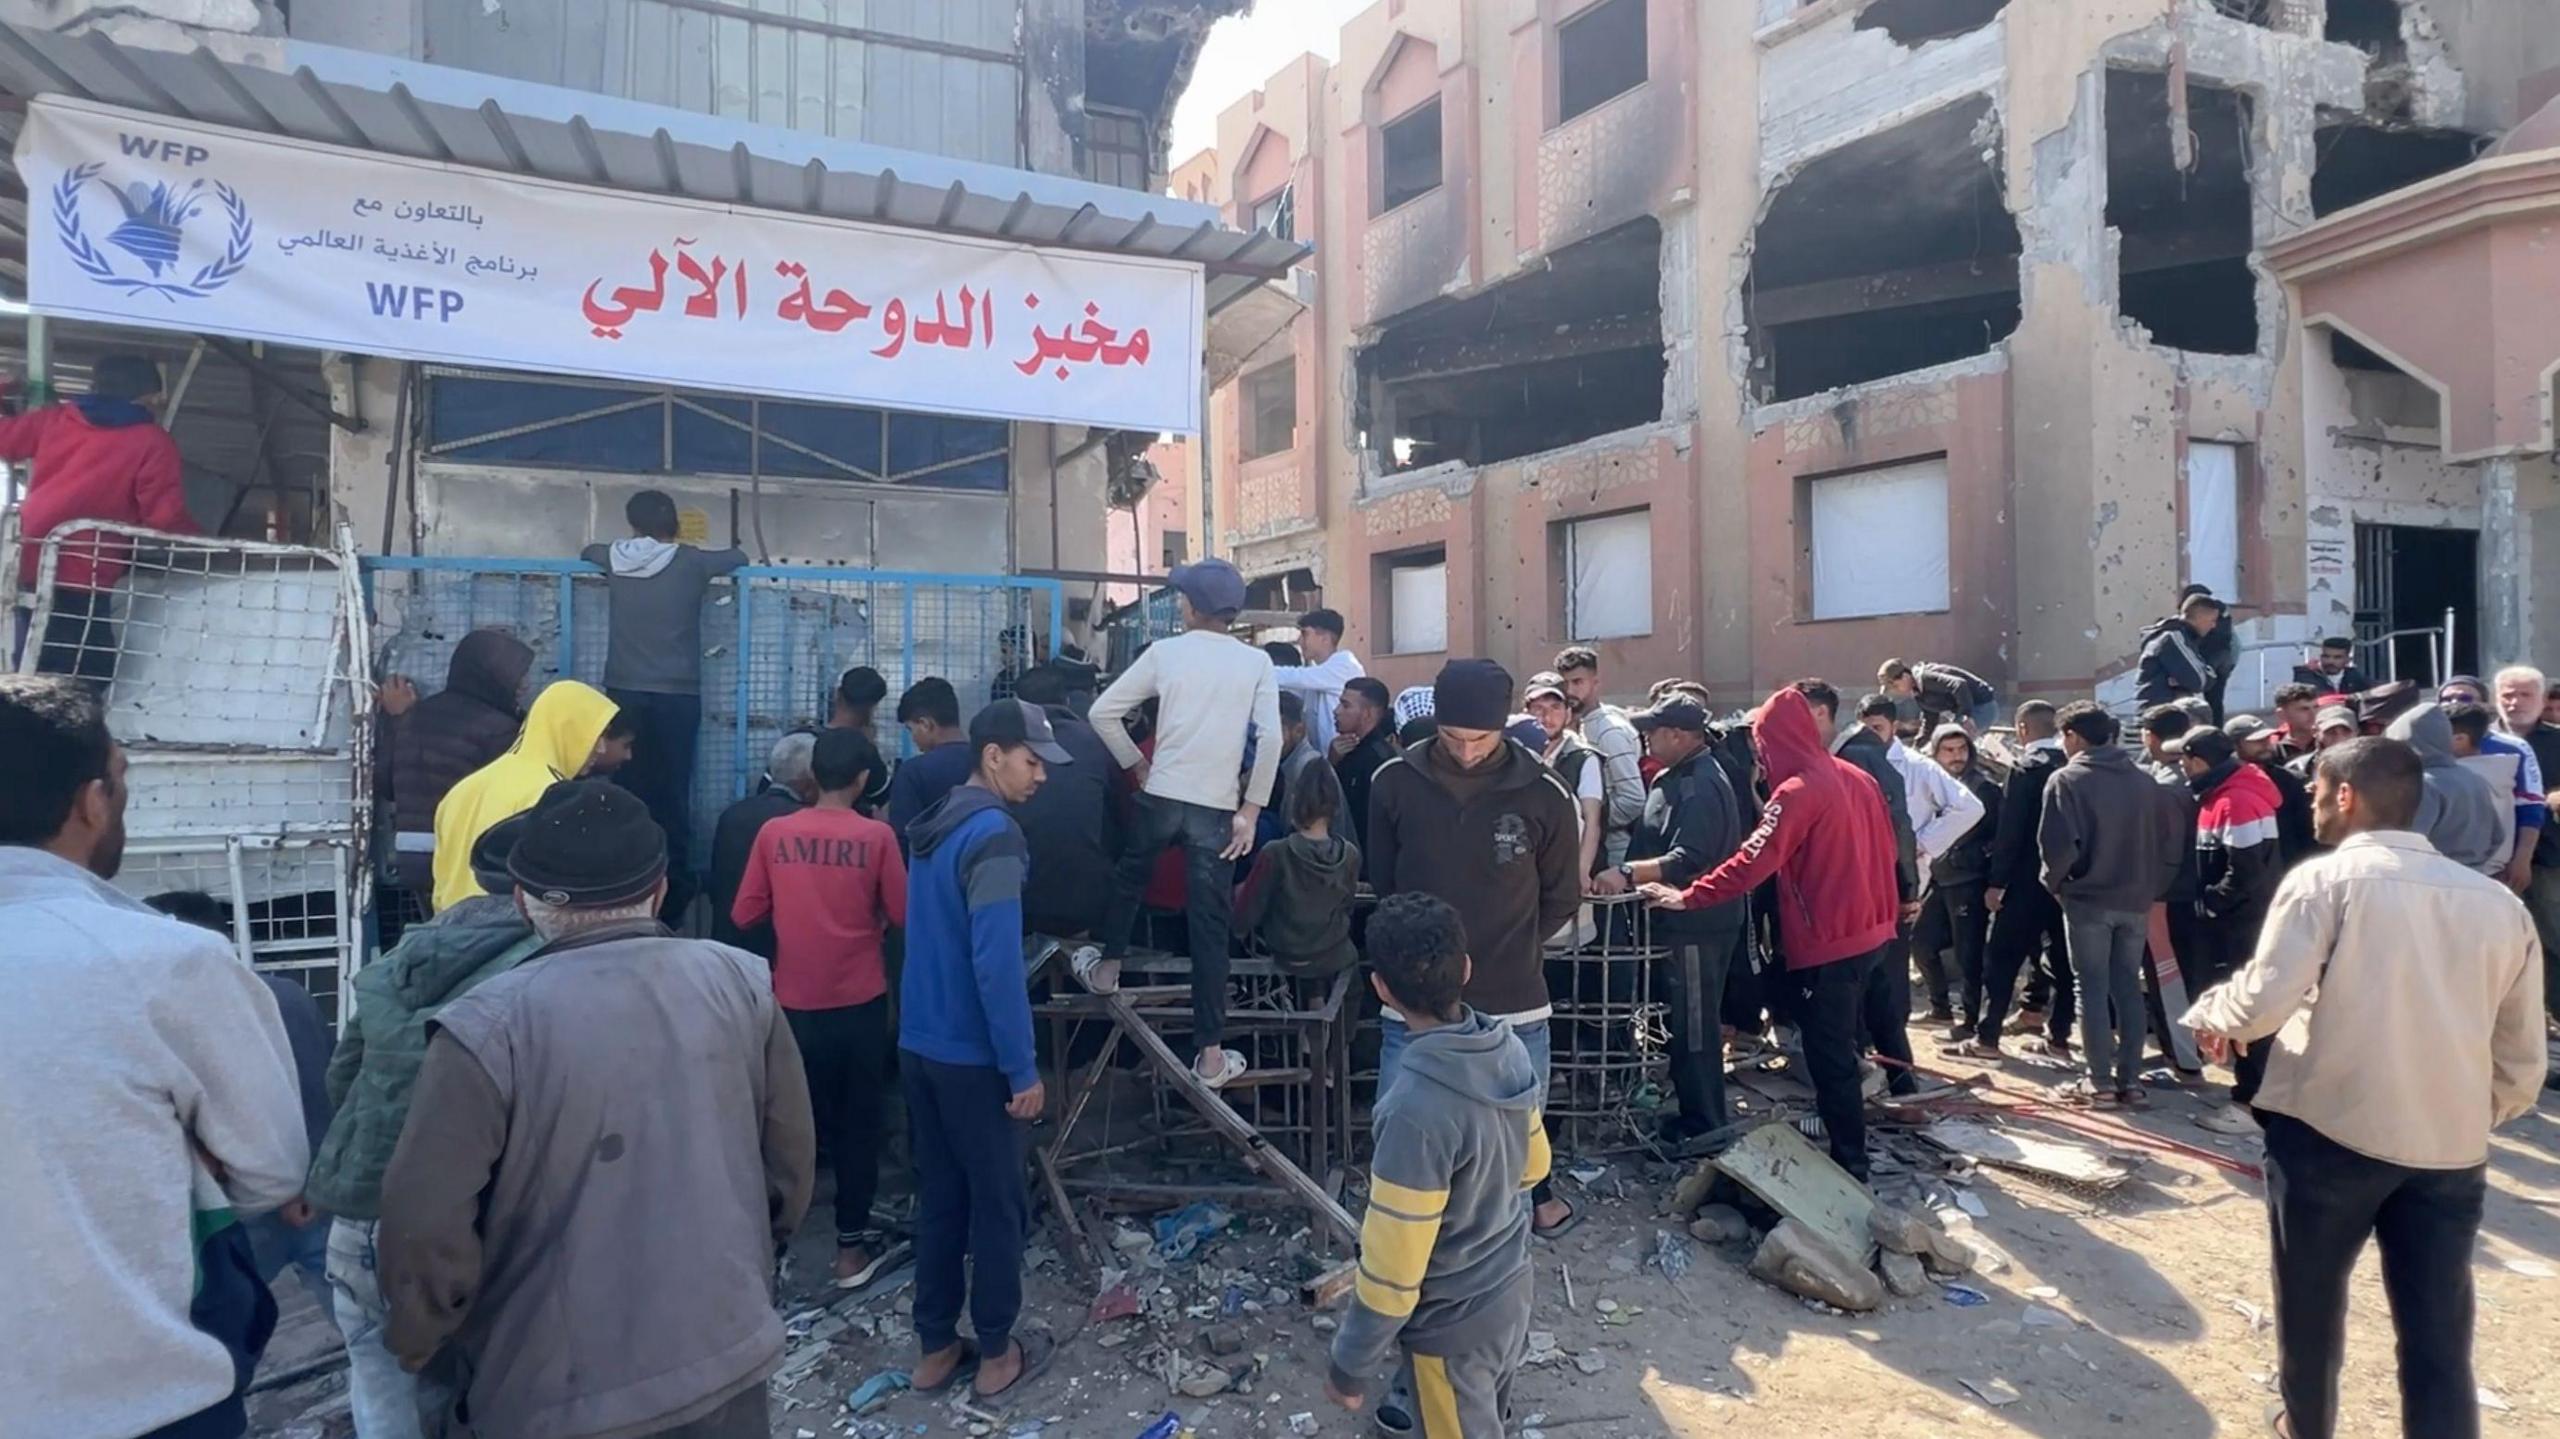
1,355,194,684
1641,686,1901,1179
733,726,908,1289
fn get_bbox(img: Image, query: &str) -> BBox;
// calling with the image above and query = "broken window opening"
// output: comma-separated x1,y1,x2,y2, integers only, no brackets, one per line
1556,0,1648,124
2325,329,2441,432
1379,98,1444,215
2312,122,2483,216
1851,0,2009,47
2325,0,2406,58
1745,97,2022,403
1250,185,1295,241
2105,70,2261,357
1355,219,1666,469
1243,360,1298,460
2209,0,2276,26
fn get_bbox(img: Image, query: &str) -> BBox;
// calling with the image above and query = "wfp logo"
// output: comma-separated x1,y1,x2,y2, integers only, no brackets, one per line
53,161,251,301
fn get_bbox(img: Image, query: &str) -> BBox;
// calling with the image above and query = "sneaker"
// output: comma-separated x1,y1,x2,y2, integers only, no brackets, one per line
2195,1101,2259,1136
2007,1009,2047,1036
1945,1021,1973,1045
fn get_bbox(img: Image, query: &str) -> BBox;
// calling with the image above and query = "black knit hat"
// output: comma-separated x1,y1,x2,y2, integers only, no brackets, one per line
1433,659,1514,732
507,779,667,907
468,809,536,895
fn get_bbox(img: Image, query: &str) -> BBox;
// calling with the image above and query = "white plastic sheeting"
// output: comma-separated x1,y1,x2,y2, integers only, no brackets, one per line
1389,558,1449,655
1808,459,1950,620
2185,442,2243,603
1566,509,1653,640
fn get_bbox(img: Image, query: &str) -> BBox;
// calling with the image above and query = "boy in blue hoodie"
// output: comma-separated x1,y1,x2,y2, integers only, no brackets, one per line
1328,893,1543,1436
901,699,1072,1403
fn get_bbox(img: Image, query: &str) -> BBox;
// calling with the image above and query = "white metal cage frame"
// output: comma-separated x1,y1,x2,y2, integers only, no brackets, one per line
4,510,376,1029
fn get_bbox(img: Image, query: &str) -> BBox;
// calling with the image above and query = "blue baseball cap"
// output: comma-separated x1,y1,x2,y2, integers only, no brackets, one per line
1168,558,1247,617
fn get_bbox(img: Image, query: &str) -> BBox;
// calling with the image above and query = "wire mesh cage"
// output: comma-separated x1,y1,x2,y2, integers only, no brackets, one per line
1543,896,1670,1150
6,516,373,1029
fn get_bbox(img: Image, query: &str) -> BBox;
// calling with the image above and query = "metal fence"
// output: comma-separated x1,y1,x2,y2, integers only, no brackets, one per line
361,556,1065,867
5,515,373,1029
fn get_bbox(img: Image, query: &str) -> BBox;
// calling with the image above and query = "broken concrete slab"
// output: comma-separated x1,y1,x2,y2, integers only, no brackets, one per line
1749,1220,1883,1312
1714,1122,1879,1266
1918,1118,2139,1189
1878,1250,1932,1298
1868,1203,1936,1257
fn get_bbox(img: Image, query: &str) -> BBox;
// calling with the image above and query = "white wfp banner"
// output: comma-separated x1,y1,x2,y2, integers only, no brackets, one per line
15,97,1206,434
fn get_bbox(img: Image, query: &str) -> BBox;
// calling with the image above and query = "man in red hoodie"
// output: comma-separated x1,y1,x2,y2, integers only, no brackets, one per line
1640,687,1901,1179
2,355,192,686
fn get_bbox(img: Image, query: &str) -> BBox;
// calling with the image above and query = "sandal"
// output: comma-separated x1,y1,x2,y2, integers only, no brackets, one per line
2058,1080,2119,1111
2116,1086,2150,1109
912,1340,980,1394
972,1326,1057,1402
1068,945,1121,996
1944,1038,2004,1061
1532,1201,1583,1242
833,1234,910,1290
1196,1048,1249,1090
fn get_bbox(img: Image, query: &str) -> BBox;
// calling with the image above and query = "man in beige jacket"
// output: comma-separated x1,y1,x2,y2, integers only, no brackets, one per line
2183,737,2545,1439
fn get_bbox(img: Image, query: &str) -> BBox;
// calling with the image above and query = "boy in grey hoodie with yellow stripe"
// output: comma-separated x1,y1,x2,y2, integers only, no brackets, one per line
1327,893,1544,1436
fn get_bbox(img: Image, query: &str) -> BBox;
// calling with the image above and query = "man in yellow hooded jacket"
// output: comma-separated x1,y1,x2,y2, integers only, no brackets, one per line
430,681,633,911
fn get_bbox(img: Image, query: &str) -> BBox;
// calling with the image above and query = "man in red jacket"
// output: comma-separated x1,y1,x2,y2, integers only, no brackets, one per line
1640,686,1901,1178
2,355,192,686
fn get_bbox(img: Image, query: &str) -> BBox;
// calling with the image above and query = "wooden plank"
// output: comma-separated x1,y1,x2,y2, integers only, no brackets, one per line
1034,1145,1099,1283
1712,1122,1879,1266
1919,1119,2138,1189
1101,990,1360,1247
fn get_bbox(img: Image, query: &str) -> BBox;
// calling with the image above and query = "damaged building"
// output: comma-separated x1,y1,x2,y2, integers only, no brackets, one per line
1172,0,2560,705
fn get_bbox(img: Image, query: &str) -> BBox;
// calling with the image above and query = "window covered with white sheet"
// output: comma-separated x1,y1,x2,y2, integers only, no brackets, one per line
1388,555,1449,655
1565,510,1652,640
1807,459,1951,620
2184,441,2243,603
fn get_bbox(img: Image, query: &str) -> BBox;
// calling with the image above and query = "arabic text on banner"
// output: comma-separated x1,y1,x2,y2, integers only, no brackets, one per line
15,97,1205,434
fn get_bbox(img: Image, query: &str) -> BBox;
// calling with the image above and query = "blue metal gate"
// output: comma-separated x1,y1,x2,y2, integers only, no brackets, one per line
362,556,1064,867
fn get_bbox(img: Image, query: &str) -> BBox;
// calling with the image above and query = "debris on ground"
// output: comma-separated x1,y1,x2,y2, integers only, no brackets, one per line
847,1370,909,1415
1153,1202,1237,1263
1713,1123,1880,1266
1748,1219,1882,1312
1919,1118,2138,1189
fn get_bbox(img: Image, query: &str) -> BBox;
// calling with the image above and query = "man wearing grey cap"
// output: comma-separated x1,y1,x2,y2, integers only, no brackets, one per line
1084,558,1284,1089
379,781,816,1439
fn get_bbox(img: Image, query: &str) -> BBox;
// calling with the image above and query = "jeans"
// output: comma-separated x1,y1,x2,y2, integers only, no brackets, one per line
905,1054,1029,1359
1790,950,1882,1181
2063,903,2149,1093
327,1218,444,1439
2528,864,2560,1021
1976,883,2073,1046
1382,1013,1556,1207
1099,792,1237,1051
2263,1113,2486,1439
1913,880,1989,1022
1659,930,1735,1133
606,689,702,916
245,1209,335,1329
789,999,891,1245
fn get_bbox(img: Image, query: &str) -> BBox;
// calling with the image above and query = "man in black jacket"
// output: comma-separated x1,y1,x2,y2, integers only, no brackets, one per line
707,731,817,959
1011,663,1120,938
1592,697,1745,1139
1878,659,1999,733
1915,725,2001,1041
2290,635,2372,697
386,628,535,895
1959,702,2073,1061
2137,591,2227,716
1331,676,1397,875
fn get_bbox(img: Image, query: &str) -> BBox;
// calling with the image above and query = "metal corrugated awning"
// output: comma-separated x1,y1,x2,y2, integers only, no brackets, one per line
0,25,1309,315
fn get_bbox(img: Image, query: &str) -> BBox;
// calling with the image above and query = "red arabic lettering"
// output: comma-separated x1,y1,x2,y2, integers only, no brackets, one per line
580,250,671,339
676,244,729,318
1016,299,1152,380
774,261,873,333
873,299,908,359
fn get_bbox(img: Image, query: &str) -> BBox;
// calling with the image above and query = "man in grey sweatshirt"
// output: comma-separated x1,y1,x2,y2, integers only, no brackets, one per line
0,677,308,1439
2386,703,2507,875
581,488,748,917
1327,893,1540,1434
2039,701,2187,1104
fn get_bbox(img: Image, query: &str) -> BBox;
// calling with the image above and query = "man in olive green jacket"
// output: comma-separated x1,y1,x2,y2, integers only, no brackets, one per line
306,815,545,1439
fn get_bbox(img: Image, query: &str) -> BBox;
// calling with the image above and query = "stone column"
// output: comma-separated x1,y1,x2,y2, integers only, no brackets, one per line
2477,456,2530,666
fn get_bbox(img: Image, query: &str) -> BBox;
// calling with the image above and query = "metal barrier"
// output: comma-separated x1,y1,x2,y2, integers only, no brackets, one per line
5,514,373,1029
360,556,1065,866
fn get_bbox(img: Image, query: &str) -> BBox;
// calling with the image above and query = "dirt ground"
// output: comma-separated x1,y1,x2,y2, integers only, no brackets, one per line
250,1023,2560,1439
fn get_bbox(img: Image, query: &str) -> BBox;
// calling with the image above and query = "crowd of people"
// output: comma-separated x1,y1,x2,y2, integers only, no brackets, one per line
4,530,2552,1439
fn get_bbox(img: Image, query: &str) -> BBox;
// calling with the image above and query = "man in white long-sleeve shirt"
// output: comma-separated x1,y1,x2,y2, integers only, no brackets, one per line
1556,646,1645,866
1269,607,1364,753
1082,559,1282,1088
2184,737,2543,1439
1858,693,1986,865
0,676,310,1439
